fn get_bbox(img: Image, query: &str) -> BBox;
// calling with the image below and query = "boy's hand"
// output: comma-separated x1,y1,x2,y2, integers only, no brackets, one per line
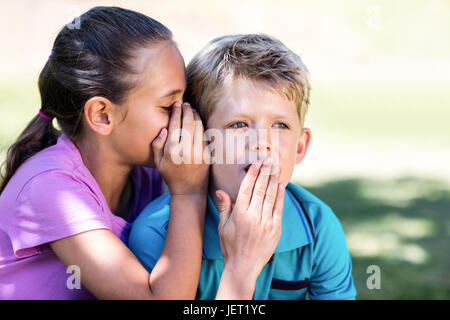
151,102,209,195
216,157,285,280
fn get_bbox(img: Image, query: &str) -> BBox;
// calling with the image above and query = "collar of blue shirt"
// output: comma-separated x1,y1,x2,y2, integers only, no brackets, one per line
202,182,315,260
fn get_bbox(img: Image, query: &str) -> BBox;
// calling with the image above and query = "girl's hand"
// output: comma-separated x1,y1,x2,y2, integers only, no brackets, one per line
151,102,209,195
215,157,285,299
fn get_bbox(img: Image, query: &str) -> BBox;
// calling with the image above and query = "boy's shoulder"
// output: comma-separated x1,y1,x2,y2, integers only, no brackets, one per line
133,192,171,223
286,182,327,206
285,183,356,299
286,182,341,235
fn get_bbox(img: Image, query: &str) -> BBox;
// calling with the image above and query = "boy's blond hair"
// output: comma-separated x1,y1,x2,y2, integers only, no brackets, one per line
185,34,311,127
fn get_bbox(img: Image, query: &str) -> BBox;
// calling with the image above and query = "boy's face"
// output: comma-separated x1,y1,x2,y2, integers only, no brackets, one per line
206,78,311,204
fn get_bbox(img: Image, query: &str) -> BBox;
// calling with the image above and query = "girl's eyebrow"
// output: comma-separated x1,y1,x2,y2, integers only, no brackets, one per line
159,89,183,99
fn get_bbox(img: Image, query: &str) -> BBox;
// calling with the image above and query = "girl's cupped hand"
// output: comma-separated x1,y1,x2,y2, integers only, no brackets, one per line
151,102,210,195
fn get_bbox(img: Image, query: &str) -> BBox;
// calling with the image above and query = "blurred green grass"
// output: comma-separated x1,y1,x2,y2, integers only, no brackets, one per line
0,79,39,150
301,177,450,299
308,82,450,147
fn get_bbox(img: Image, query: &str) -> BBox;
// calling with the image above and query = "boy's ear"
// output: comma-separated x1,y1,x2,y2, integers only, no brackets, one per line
295,128,311,164
83,97,115,136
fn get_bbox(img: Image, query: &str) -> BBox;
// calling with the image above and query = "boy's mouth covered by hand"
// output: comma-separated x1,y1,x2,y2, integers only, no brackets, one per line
241,155,280,175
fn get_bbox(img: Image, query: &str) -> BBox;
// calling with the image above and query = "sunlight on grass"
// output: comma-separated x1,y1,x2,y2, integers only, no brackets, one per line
347,213,435,239
345,207,436,265
347,231,429,264
359,181,439,208
303,177,449,298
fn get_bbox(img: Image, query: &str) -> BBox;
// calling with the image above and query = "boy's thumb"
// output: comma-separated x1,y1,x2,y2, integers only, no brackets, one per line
216,190,232,224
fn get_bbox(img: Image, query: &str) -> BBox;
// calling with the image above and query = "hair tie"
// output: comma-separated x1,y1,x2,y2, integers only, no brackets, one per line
39,109,53,121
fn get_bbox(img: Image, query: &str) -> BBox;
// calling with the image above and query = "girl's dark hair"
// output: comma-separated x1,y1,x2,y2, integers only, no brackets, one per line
0,6,172,194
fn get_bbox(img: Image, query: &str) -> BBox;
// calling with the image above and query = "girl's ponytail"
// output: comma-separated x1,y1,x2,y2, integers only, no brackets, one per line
0,113,59,194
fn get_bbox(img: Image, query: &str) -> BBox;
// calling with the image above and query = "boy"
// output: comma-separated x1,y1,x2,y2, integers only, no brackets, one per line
128,34,357,299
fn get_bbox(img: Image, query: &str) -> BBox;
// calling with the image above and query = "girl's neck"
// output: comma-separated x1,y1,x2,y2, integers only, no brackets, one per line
74,136,132,216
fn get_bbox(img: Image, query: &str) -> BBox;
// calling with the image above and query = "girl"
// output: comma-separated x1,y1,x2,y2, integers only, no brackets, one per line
0,6,283,300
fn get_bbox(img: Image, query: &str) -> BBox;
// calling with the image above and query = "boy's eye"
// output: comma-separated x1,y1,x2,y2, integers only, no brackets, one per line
273,122,289,129
230,121,248,129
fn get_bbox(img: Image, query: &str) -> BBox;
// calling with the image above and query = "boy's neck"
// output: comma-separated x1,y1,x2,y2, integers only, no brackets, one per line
207,179,237,212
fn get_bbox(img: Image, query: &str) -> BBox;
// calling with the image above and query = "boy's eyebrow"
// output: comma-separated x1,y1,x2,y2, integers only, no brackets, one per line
159,89,183,98
225,112,253,119
226,111,295,120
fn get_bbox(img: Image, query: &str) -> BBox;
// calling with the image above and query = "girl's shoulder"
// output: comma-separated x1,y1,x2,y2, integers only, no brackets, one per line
0,136,114,255
1,134,95,204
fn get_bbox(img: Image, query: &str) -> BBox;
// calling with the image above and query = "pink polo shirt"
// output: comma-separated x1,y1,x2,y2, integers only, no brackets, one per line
0,134,165,299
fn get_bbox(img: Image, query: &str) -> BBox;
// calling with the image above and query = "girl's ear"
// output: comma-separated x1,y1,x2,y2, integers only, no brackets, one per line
295,128,311,164
83,97,115,136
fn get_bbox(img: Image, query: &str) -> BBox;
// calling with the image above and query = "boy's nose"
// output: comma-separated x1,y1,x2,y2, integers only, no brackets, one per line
247,128,277,153
249,139,273,160
250,142,271,152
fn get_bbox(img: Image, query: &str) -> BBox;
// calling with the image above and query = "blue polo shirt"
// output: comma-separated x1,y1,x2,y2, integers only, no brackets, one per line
128,182,357,300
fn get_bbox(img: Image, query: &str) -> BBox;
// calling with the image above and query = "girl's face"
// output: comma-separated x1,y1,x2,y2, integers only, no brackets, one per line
111,41,186,167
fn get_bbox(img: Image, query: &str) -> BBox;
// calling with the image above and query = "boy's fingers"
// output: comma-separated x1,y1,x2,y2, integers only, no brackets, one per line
261,164,280,222
272,183,285,227
234,160,263,215
247,158,273,219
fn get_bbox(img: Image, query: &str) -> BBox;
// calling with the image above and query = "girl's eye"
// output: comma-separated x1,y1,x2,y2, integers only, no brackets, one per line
230,121,248,129
273,122,289,129
161,105,172,112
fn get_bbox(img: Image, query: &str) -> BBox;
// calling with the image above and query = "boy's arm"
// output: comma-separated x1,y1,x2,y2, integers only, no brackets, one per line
308,205,357,300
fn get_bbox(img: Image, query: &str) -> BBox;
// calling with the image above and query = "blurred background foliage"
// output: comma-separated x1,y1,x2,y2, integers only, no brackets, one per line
0,0,448,299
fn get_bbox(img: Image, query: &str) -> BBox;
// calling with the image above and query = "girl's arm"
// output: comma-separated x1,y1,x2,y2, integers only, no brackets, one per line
147,193,205,299
50,102,208,299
